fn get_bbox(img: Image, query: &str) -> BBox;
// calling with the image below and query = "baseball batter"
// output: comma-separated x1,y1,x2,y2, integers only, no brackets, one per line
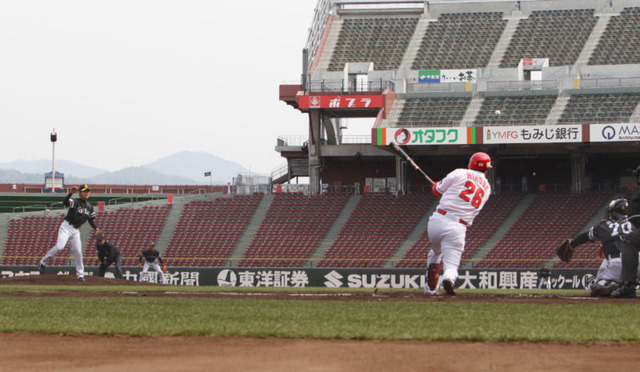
566,198,638,297
424,152,492,295
139,242,166,284
39,184,99,281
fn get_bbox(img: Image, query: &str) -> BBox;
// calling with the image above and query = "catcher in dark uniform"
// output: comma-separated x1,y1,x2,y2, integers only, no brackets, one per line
611,165,640,298
556,198,637,297
96,232,123,279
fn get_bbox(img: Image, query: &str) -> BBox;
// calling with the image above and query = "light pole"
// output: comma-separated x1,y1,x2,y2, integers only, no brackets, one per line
50,129,57,192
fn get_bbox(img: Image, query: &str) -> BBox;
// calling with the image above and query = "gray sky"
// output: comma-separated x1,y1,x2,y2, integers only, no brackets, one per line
0,0,316,174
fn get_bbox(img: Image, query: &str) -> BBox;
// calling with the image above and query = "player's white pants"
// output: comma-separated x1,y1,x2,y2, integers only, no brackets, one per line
426,213,466,286
595,254,640,284
538,277,551,289
140,261,165,284
40,220,84,279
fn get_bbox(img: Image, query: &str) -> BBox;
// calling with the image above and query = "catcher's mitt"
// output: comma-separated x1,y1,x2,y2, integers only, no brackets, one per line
162,265,168,274
556,239,574,262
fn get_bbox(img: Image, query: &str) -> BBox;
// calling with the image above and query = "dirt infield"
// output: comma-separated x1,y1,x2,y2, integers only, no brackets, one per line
1,275,639,372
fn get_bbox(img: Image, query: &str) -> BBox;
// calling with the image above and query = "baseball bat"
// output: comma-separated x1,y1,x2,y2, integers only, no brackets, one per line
388,142,435,185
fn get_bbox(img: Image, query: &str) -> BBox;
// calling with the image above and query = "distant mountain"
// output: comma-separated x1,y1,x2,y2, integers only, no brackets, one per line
0,169,41,184
0,151,252,185
0,160,108,178
143,151,251,185
93,167,202,185
0,169,92,185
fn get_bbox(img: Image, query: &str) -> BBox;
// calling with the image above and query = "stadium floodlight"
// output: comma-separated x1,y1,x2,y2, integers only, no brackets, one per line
51,129,57,192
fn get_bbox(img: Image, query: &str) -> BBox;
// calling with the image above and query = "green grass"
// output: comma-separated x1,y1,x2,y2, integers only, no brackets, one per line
0,286,638,343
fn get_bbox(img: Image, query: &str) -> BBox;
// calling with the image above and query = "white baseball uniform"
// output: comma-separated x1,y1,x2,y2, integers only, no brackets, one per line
140,261,165,284
41,220,85,279
426,168,491,290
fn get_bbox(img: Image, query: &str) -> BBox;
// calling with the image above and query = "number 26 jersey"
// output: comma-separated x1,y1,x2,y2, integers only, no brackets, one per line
434,168,491,226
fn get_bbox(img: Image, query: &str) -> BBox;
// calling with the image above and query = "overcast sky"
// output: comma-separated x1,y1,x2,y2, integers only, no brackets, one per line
0,0,318,174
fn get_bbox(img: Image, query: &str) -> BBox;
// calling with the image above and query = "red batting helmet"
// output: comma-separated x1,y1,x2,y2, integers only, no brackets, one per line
469,152,492,171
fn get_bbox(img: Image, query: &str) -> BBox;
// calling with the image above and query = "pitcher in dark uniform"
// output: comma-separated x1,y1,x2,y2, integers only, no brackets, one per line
39,184,99,281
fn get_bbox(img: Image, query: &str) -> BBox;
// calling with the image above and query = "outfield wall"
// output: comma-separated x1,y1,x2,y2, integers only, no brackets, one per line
0,266,597,290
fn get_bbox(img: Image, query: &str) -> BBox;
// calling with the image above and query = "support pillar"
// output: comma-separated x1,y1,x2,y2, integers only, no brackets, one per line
308,109,323,196
571,153,586,194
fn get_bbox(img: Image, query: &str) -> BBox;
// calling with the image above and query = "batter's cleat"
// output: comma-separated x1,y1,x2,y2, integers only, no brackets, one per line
77,277,85,282
442,279,456,295
611,284,636,298
423,286,438,295
39,264,45,275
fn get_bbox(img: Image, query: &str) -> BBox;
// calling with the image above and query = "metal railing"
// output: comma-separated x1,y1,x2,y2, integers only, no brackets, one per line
277,135,372,147
407,82,473,93
307,79,393,93
578,77,640,89
486,80,558,91
271,162,289,181
105,194,168,206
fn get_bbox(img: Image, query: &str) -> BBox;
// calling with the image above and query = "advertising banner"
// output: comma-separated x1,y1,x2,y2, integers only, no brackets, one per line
483,125,583,144
419,69,477,83
589,123,640,142
298,95,383,109
0,266,597,290
374,127,479,146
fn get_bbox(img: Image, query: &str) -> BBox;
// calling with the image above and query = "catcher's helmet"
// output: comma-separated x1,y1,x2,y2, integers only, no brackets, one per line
608,198,628,221
469,152,492,171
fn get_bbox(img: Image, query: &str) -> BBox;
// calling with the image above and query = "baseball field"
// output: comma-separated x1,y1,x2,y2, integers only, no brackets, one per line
1,275,638,371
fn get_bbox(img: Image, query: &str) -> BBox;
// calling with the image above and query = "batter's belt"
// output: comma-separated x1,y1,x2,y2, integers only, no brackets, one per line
437,208,468,226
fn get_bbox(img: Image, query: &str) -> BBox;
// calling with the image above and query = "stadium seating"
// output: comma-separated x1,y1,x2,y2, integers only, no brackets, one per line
558,93,640,124
589,7,640,65
164,195,263,267
238,193,350,268
83,205,171,266
412,12,507,70
329,17,419,71
474,192,612,269
317,193,431,268
397,97,471,127
500,9,597,68
396,192,524,269
474,95,557,126
2,214,66,266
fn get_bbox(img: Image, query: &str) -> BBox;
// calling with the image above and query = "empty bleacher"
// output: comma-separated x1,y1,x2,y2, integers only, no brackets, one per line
475,191,612,269
83,205,171,266
412,12,507,70
589,7,640,65
2,214,66,266
317,193,429,268
500,9,597,68
396,97,471,127
328,17,419,71
558,93,640,124
474,95,557,126
164,195,263,267
238,193,350,268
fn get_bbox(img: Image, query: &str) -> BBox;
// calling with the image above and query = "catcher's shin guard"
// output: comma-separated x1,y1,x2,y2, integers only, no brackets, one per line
427,263,442,290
